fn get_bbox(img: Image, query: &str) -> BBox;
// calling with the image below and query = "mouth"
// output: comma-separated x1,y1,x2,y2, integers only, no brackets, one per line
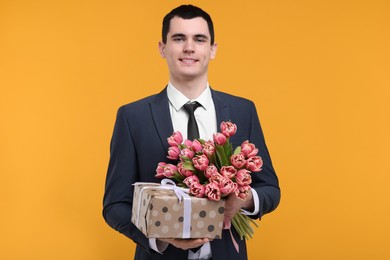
179,58,198,64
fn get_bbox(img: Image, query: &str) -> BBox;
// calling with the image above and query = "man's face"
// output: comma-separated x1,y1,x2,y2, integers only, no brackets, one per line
159,17,217,83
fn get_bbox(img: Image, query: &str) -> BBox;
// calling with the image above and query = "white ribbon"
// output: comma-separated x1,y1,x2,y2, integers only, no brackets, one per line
134,179,192,238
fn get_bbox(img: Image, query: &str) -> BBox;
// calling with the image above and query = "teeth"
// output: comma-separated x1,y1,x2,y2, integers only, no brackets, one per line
182,59,196,63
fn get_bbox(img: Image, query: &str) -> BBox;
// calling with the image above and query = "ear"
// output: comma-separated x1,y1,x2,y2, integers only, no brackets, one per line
210,42,218,60
158,41,166,58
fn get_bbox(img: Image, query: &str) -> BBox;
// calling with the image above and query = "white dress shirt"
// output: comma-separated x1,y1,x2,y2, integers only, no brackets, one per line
149,83,260,259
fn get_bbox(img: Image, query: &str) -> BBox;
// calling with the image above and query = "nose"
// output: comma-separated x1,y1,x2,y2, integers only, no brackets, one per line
183,39,195,53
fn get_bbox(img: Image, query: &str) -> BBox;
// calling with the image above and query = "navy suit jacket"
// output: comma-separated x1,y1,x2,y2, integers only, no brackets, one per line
103,87,280,260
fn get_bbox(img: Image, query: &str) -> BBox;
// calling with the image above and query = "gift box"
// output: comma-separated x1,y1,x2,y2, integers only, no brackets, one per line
131,182,225,239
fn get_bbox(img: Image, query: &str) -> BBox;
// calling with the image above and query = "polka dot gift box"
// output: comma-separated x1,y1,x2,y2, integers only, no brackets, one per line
131,182,225,239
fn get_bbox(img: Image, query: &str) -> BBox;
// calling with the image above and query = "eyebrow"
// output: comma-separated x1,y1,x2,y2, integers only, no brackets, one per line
171,33,186,38
170,33,209,40
194,34,209,40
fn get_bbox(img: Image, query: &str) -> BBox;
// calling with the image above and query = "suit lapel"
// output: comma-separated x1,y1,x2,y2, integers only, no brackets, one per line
150,88,174,152
211,89,243,147
211,88,231,127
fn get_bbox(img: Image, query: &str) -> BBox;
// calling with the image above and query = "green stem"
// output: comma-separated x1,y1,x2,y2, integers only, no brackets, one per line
236,214,254,237
244,214,259,228
233,213,252,240
231,215,245,240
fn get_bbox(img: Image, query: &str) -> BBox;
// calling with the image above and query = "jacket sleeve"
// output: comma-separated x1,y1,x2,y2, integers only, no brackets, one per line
102,106,151,253
248,102,281,218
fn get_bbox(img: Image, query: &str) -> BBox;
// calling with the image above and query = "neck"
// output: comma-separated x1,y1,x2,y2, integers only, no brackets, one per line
170,75,208,100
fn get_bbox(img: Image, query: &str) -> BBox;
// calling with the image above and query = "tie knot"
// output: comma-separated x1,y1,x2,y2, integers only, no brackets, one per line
183,101,201,115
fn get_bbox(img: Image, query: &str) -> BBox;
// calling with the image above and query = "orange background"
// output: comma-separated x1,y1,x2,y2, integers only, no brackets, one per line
1,0,389,259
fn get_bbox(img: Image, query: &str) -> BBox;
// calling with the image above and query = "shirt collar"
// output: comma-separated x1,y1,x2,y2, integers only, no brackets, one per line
167,82,213,112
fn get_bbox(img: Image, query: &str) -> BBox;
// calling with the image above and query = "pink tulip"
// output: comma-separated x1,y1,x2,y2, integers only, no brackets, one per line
167,131,183,147
202,140,215,157
184,139,193,148
246,156,263,172
219,177,237,195
213,133,227,146
163,164,178,178
190,182,206,198
209,172,224,183
167,146,180,160
241,141,259,158
191,139,203,153
192,155,209,171
177,162,194,177
205,181,221,201
204,164,218,179
155,162,167,178
230,152,246,169
220,121,237,137
220,166,237,179
235,185,251,200
236,169,252,186
183,175,200,188
180,148,195,159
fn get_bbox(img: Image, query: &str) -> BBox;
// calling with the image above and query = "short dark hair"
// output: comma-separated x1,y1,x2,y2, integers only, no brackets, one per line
162,5,215,45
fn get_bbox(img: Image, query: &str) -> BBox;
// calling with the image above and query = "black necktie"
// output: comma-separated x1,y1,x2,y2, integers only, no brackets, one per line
183,101,201,140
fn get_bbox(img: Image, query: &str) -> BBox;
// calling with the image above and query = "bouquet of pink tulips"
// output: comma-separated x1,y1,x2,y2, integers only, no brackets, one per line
155,121,263,240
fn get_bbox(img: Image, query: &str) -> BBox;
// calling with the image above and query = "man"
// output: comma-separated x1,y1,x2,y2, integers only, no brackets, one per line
103,5,280,260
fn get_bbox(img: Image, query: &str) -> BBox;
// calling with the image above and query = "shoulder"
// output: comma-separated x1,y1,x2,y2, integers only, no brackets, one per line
118,88,166,114
120,94,156,110
211,88,255,107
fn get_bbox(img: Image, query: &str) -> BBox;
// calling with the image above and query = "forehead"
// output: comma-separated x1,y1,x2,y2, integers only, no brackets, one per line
168,16,210,37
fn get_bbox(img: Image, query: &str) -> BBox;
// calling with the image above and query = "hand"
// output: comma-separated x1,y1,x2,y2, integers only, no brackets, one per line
224,190,254,220
158,238,211,250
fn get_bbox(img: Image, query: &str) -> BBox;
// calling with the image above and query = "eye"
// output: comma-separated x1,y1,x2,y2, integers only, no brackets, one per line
195,38,207,43
173,37,184,42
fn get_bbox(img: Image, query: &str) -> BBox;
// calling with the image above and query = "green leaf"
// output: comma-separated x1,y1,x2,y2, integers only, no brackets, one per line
233,146,242,155
198,139,206,145
180,156,190,161
223,141,233,158
173,174,185,183
208,153,218,169
183,161,195,171
216,145,229,166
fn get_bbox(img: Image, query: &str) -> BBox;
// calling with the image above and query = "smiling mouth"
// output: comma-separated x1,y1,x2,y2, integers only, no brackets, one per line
179,58,198,64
